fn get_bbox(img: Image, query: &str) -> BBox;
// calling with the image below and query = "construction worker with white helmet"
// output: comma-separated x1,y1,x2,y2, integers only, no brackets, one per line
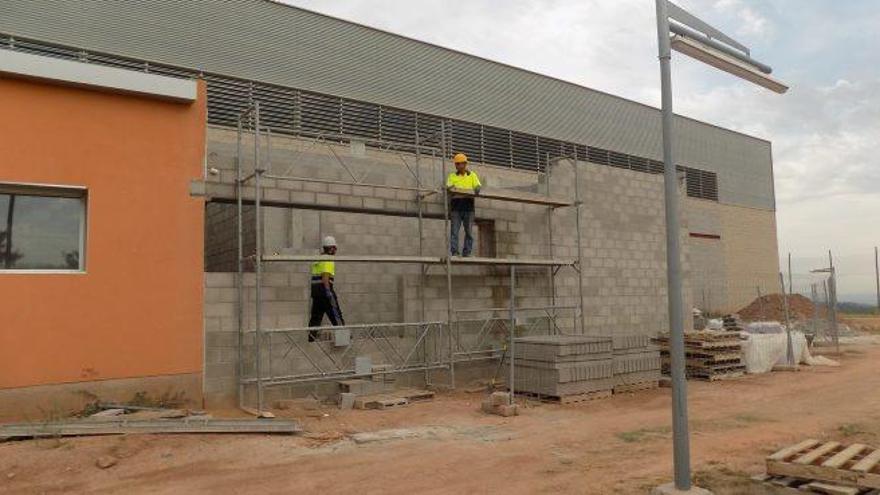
308,235,345,341
446,152,482,257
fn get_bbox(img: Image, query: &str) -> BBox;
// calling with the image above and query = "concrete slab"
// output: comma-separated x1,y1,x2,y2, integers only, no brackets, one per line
650,482,713,495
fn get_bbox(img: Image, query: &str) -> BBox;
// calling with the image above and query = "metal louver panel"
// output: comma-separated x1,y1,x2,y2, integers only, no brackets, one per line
0,34,719,202
380,107,416,145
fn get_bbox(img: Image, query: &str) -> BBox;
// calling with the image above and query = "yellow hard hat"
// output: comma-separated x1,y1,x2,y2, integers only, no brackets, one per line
453,153,468,164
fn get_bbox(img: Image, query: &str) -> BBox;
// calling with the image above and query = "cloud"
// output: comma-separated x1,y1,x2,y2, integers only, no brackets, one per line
711,0,772,38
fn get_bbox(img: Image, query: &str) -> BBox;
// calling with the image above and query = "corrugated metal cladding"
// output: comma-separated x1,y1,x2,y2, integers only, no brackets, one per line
0,0,774,209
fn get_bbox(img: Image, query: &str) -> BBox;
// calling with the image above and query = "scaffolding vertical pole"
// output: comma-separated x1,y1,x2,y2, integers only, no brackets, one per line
811,283,819,339
236,117,244,409
253,101,264,413
779,272,794,366
823,278,830,341
264,127,272,384
441,120,455,388
756,285,765,321
572,149,586,335
545,153,556,332
509,264,516,405
829,267,839,354
415,128,428,385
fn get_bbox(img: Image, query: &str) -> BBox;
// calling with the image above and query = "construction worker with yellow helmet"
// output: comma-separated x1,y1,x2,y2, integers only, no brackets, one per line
446,152,482,257
308,235,345,341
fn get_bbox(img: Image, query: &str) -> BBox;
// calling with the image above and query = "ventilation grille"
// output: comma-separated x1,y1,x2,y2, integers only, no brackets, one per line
0,35,719,201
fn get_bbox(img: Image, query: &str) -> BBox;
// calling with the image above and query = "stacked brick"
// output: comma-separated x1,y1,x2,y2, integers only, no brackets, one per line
511,335,614,399
722,314,744,332
611,334,661,393
656,331,745,381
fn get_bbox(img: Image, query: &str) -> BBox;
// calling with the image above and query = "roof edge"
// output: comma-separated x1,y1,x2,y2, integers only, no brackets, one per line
264,0,772,145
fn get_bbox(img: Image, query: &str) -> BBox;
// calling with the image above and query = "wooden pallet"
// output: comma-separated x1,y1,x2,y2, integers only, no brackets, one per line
517,389,612,404
767,440,880,491
691,370,745,381
353,388,435,410
613,380,659,394
757,474,876,494
663,356,744,368
662,365,745,381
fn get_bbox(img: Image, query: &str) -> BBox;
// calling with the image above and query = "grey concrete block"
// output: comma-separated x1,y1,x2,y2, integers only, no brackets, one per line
354,356,372,375
339,392,356,410
315,193,340,206
514,335,612,361
613,350,661,374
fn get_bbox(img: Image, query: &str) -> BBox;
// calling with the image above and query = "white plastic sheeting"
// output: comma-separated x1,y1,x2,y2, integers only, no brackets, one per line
745,321,784,334
741,331,839,374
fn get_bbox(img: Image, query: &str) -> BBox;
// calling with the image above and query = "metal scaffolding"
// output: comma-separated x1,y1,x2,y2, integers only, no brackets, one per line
235,102,584,413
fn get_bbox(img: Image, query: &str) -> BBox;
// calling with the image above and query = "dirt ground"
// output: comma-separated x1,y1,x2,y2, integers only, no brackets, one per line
3,343,880,495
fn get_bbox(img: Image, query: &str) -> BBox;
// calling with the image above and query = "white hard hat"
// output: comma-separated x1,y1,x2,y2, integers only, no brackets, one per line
322,235,337,248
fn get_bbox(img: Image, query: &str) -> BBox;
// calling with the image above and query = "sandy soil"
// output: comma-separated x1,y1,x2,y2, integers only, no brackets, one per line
3,344,880,495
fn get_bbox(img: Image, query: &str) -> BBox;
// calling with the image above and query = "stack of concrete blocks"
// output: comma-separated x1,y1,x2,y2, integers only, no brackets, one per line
611,334,661,393
512,335,614,399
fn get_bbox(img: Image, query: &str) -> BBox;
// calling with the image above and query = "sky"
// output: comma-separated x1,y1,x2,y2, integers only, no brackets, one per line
284,0,880,303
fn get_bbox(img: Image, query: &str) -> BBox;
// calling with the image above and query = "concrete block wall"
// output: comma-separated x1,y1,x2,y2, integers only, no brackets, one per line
683,197,780,314
719,203,781,311
201,127,695,404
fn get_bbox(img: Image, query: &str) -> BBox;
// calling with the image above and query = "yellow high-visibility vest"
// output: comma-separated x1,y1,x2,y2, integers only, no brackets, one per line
310,260,335,284
446,170,482,191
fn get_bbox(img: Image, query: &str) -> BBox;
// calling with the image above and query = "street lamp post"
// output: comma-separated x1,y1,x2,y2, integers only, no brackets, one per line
653,1,787,493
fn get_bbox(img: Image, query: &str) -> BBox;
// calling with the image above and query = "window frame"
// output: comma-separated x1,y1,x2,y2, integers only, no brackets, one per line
0,181,88,274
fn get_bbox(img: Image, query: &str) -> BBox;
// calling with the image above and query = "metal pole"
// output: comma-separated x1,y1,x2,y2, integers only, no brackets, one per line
829,268,839,354
757,285,765,321
655,0,691,488
441,120,455,388
788,252,793,296
254,101,264,413
875,246,879,314
236,118,244,409
811,283,819,340
415,127,428,384
779,272,794,366
546,153,556,332
573,149,586,335
509,265,516,405
823,279,830,341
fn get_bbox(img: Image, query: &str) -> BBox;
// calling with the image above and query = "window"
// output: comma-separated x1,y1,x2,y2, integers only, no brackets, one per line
0,184,87,271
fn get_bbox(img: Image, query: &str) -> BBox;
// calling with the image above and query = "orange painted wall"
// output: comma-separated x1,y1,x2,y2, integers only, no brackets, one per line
0,77,206,389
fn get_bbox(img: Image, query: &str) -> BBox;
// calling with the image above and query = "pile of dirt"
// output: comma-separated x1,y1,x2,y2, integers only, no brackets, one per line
736,293,827,322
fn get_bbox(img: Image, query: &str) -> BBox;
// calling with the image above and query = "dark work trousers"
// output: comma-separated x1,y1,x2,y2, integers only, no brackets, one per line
309,284,345,341
449,208,475,256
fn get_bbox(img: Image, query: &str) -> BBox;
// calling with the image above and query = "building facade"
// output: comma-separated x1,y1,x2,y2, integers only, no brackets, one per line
0,1,780,410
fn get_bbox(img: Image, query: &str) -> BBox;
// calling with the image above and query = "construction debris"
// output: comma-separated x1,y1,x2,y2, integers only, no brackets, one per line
95,456,118,469
656,330,745,381
765,439,880,493
89,408,127,418
353,388,434,410
511,335,614,400
274,398,320,411
481,392,519,417
0,418,301,440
